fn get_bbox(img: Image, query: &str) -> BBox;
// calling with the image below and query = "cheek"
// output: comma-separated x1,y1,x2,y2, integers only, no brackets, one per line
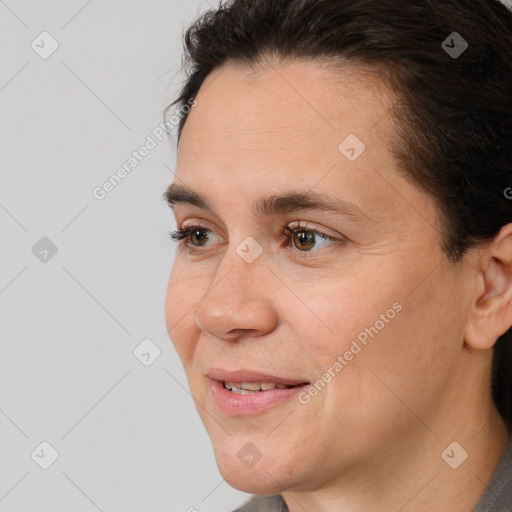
164,265,201,364
315,269,462,430
295,273,400,364
296,270,421,378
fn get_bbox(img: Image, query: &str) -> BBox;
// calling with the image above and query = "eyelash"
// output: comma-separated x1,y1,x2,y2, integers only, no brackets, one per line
168,221,343,259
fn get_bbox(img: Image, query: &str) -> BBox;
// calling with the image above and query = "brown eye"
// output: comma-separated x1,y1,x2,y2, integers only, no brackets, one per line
169,225,214,247
284,223,339,253
188,228,210,246
291,230,316,251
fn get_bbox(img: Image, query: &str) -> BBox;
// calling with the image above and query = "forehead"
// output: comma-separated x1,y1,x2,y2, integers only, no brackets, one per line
179,59,394,149
173,59,424,229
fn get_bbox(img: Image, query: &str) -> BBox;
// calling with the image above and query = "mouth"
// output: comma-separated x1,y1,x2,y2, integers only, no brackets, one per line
207,368,310,416
222,381,303,394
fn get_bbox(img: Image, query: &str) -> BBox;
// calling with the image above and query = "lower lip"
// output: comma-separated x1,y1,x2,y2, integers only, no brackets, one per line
210,379,308,417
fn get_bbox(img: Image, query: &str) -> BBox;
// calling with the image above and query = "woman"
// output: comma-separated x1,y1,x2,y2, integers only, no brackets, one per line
163,0,512,510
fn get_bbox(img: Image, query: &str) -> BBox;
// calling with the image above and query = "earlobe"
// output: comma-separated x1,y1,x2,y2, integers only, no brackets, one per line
464,224,512,350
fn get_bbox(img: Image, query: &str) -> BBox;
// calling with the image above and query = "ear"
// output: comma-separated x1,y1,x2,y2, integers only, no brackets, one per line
464,224,512,350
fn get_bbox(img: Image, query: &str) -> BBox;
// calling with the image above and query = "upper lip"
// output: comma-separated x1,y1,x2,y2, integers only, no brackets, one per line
207,368,310,385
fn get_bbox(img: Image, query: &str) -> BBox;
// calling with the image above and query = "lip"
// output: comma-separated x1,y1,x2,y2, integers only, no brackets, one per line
207,368,310,417
207,368,309,386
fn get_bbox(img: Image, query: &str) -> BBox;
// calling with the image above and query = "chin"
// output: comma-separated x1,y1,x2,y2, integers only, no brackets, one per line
218,460,289,495
225,472,284,495
210,437,301,495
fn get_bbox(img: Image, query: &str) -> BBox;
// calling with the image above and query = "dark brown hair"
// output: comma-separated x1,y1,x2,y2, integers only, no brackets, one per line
166,0,512,428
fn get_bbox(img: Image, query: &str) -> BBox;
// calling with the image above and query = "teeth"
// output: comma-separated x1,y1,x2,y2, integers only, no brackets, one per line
240,382,262,391
223,381,293,392
223,384,260,394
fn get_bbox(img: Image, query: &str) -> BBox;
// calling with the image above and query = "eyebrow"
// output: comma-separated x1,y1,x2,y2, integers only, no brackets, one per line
163,183,371,222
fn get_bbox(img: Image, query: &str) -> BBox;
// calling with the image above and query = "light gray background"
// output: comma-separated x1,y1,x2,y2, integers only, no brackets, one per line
0,1,251,511
2,1,512,511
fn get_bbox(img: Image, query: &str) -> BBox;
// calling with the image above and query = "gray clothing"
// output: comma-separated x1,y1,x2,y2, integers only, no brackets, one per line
233,436,512,511
474,435,512,511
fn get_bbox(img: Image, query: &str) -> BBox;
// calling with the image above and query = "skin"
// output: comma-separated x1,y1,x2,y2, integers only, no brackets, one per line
164,59,512,511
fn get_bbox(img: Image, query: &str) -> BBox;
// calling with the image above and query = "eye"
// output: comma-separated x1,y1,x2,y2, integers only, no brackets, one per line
168,223,219,248
283,221,341,254
168,221,344,256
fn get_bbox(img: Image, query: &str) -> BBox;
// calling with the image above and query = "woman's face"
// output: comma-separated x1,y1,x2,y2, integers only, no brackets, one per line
164,60,477,494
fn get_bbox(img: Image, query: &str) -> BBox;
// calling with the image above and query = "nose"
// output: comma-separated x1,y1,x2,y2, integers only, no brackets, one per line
193,248,278,342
